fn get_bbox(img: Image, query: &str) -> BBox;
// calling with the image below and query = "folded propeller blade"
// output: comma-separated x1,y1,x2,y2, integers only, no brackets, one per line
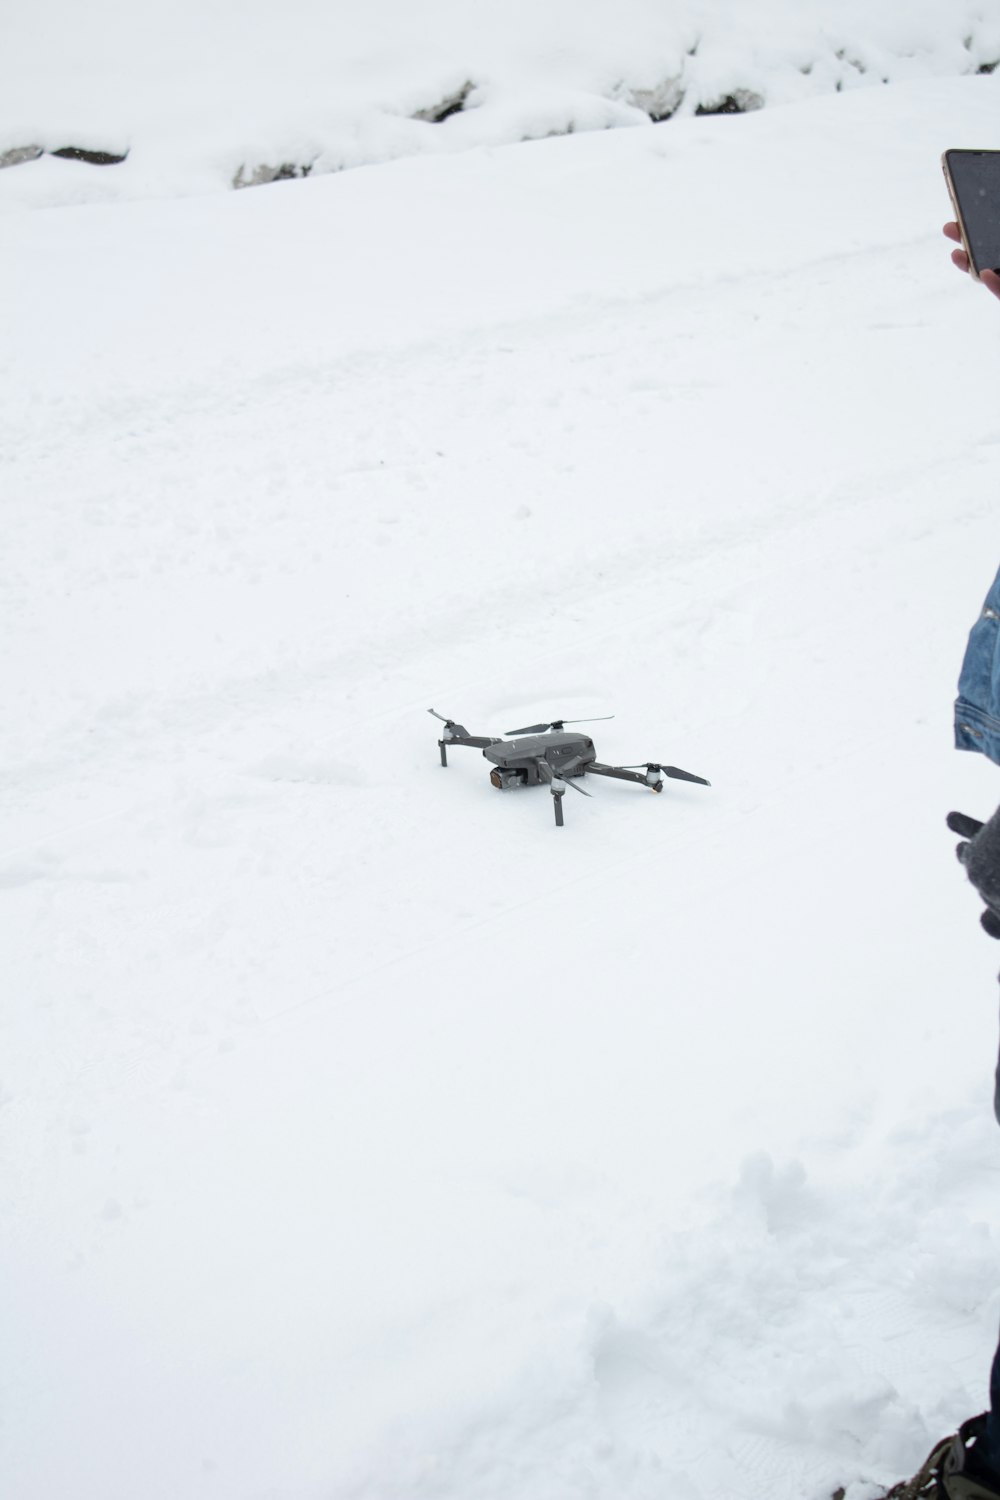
622,762,711,786
505,715,614,735
538,760,592,796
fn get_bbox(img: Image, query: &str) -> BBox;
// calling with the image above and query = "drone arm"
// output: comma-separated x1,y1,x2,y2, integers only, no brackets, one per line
586,761,655,788
589,760,710,789
437,733,498,766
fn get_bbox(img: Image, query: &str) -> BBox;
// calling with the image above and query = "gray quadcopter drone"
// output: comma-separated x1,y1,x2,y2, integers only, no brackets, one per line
429,709,709,826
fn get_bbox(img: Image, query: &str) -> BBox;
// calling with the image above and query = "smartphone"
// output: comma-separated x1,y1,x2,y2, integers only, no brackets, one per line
942,149,1000,280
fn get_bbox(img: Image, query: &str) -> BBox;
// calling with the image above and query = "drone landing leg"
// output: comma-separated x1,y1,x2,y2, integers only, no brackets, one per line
552,789,564,827
439,740,448,767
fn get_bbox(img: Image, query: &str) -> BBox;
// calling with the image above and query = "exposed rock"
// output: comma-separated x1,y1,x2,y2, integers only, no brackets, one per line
232,160,313,189
625,78,685,122
0,145,43,169
695,89,764,116
50,145,128,165
412,80,474,124
834,48,866,75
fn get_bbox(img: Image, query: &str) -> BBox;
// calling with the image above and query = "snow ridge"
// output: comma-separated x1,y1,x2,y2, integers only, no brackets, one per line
2,0,1000,207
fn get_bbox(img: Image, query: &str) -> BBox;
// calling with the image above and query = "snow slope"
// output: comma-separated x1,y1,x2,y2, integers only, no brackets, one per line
5,47,1000,1500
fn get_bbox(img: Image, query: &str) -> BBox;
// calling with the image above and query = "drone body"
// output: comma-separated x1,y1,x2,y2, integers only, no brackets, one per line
483,730,595,788
428,710,709,826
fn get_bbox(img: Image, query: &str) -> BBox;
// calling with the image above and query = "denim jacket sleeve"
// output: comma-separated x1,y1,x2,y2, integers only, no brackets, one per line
956,564,1000,767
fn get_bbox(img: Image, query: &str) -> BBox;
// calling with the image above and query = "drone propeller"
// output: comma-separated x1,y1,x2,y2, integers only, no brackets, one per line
622,762,711,786
506,715,614,735
538,759,592,795
428,708,458,726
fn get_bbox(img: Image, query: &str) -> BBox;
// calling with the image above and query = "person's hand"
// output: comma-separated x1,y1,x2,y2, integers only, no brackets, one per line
948,809,1000,937
944,221,1000,301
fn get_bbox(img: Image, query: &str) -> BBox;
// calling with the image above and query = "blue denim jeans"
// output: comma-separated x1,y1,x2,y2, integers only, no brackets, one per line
955,570,1000,1480
985,1002,1000,1477
956,570,1000,770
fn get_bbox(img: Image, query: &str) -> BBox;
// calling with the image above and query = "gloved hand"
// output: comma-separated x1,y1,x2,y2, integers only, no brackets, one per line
947,808,1000,939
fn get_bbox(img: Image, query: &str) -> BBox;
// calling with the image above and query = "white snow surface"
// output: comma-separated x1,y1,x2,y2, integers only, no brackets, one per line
6,12,1000,1500
2,0,1000,206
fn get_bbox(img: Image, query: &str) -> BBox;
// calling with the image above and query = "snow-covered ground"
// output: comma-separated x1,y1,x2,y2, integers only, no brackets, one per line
2,0,1000,206
5,8,1000,1499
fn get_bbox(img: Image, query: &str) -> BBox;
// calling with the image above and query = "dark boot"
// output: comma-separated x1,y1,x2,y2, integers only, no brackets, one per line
863,1416,1000,1500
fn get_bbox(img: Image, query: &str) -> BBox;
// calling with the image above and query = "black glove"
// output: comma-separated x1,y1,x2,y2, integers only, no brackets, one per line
947,808,1000,939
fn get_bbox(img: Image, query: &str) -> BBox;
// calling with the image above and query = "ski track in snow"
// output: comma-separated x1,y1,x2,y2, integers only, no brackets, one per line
6,62,1000,1500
